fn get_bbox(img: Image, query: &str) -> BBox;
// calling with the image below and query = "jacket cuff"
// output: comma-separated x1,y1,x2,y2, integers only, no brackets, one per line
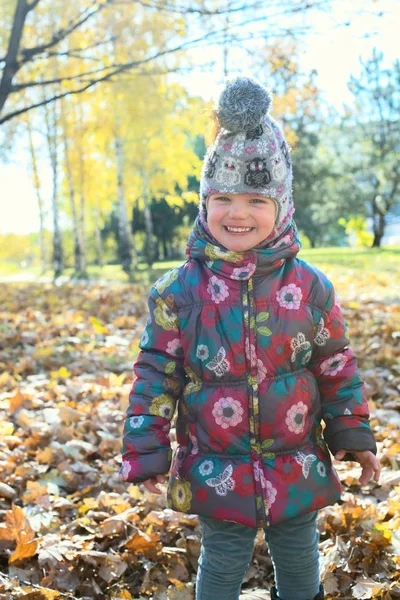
119,450,171,483
324,427,377,461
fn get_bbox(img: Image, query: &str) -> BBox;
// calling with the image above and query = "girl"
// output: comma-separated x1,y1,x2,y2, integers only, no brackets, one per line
120,77,380,600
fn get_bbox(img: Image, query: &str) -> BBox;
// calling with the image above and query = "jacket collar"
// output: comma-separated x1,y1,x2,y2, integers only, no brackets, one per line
186,213,301,281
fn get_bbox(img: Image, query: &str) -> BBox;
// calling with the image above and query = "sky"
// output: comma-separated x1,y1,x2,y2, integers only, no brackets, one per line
0,0,398,235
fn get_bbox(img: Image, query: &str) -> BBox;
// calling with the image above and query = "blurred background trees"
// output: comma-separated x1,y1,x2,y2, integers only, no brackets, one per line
0,0,399,280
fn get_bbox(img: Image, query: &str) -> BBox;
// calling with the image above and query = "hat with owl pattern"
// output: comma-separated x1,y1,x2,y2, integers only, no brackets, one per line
199,76,294,239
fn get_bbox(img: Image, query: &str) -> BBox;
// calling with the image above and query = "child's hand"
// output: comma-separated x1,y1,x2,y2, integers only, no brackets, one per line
142,474,167,495
335,450,381,485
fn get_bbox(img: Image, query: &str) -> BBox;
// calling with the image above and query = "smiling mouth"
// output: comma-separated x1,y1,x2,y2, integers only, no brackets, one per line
224,226,254,233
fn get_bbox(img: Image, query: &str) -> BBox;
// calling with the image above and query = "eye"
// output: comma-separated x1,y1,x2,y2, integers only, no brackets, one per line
214,196,230,202
250,198,265,204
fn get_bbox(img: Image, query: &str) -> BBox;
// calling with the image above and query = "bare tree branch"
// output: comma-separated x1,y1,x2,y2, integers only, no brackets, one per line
20,1,108,63
130,0,277,16
11,63,128,91
0,0,331,124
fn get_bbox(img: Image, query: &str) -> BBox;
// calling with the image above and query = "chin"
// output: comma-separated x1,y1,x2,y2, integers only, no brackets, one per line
222,239,254,252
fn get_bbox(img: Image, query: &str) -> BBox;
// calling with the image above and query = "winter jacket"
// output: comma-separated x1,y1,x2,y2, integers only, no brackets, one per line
120,217,377,529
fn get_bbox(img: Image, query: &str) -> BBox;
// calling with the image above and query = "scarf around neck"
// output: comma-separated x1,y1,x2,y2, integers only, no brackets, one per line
186,213,301,281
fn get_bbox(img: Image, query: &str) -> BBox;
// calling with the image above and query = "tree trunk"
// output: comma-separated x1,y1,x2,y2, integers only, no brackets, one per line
372,212,385,248
115,127,134,274
143,172,154,266
162,237,168,260
94,206,103,267
26,113,47,274
43,95,63,279
0,0,30,114
78,101,87,273
372,194,385,248
60,96,83,275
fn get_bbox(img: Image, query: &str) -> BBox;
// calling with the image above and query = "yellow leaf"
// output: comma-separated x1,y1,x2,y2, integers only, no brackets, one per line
108,373,125,386
0,372,9,386
348,301,360,309
34,347,53,359
20,591,61,600
36,446,54,464
50,366,71,380
9,389,24,413
78,498,98,515
375,523,392,541
23,481,49,504
10,538,38,563
125,529,160,553
112,591,133,600
89,316,108,334
168,579,185,590
0,421,14,436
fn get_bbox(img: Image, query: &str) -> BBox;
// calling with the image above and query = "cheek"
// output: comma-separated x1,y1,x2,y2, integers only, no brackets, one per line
207,206,226,225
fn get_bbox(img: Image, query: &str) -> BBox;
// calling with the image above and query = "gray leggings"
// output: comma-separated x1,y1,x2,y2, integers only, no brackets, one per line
196,510,320,600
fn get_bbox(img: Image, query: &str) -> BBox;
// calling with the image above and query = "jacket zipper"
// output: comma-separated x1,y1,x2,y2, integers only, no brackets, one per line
245,278,270,527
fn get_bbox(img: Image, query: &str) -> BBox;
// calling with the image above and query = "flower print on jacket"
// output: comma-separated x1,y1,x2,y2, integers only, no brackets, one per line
155,268,179,294
166,338,183,357
207,275,229,303
257,360,267,384
254,461,277,508
199,460,214,476
290,332,311,362
212,397,244,429
231,263,256,280
121,461,132,481
196,345,209,361
206,347,230,377
171,480,192,512
314,318,330,347
285,402,308,434
206,464,236,496
130,416,144,429
266,480,278,509
140,329,149,347
154,296,179,331
276,283,303,310
320,353,348,376
245,339,257,368
149,394,175,420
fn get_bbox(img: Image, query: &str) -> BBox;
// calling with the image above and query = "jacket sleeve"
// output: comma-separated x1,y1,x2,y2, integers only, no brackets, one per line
308,278,377,461
119,285,186,483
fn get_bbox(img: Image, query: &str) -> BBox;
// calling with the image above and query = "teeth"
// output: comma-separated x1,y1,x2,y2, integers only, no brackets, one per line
226,226,252,232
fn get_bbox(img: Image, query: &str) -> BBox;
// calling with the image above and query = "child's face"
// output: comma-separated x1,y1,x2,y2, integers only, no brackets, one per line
206,193,277,252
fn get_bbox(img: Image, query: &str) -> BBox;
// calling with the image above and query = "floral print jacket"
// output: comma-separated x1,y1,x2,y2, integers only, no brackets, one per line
120,216,377,529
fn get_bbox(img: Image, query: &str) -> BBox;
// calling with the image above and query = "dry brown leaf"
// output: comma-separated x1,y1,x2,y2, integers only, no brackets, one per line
125,529,161,554
0,504,38,563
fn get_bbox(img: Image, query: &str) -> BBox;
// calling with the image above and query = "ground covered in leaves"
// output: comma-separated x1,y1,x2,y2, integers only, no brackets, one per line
0,279,399,600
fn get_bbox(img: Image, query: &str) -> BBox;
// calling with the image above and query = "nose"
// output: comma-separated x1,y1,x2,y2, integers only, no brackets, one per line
229,203,248,219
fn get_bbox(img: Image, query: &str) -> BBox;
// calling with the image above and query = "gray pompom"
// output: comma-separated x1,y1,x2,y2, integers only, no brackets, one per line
216,77,272,134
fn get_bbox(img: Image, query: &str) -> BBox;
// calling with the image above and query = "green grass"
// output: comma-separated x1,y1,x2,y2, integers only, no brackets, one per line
298,245,400,272
1,246,399,292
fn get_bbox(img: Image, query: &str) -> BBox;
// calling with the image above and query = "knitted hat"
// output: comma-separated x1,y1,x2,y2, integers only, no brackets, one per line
199,76,294,241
